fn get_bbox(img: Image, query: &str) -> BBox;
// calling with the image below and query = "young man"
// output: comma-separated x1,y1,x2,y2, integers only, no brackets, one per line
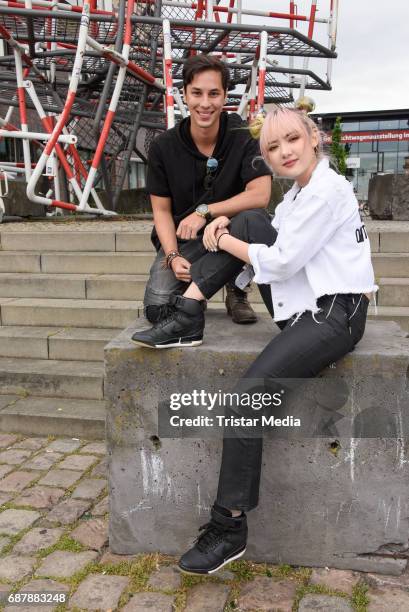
143,54,271,325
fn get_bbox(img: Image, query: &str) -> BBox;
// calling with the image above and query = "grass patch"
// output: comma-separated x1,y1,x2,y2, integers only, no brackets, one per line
0,525,36,556
37,533,86,559
229,560,255,581
128,553,162,591
351,582,369,612
292,583,350,611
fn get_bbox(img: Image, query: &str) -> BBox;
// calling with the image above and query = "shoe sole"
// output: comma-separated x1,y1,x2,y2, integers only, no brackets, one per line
178,546,246,576
131,337,203,349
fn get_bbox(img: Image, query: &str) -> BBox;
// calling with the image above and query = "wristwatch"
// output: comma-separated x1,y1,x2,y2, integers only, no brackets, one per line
195,204,212,222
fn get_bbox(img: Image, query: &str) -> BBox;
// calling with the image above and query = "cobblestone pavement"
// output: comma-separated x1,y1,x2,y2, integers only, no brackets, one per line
0,433,408,611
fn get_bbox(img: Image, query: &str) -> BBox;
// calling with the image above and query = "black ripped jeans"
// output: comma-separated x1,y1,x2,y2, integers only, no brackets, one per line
190,209,369,512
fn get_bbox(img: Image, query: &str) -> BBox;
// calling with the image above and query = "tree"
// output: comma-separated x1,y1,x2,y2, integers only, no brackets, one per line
330,116,348,176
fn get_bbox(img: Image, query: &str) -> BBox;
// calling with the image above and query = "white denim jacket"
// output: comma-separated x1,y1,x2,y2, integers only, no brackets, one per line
247,158,377,322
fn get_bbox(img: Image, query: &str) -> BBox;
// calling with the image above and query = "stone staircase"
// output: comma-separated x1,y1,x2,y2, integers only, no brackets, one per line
0,218,407,439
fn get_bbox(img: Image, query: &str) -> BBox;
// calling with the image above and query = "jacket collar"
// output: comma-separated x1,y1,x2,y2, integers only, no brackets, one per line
295,157,329,190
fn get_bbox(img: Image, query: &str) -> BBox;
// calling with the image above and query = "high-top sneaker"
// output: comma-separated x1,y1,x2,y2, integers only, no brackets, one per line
225,282,257,324
178,505,247,575
132,294,206,349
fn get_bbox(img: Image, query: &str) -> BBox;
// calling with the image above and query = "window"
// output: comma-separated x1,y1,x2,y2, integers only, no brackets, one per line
358,142,373,153
341,121,359,131
347,142,358,154
359,120,379,131
382,152,398,173
378,140,399,152
398,151,409,173
359,153,378,174
379,119,400,130
399,118,409,129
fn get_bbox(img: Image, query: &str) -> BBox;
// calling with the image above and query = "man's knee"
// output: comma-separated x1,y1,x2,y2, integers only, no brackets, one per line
229,210,261,234
229,209,276,245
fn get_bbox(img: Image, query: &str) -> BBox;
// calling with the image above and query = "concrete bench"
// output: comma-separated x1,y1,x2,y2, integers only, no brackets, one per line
105,314,409,575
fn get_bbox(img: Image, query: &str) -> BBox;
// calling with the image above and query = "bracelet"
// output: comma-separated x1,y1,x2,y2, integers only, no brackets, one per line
216,232,230,250
161,250,181,269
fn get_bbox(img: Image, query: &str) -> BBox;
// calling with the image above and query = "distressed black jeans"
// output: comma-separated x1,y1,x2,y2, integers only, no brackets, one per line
180,209,369,512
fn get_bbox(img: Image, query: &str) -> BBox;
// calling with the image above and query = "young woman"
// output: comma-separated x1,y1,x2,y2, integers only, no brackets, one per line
132,106,377,575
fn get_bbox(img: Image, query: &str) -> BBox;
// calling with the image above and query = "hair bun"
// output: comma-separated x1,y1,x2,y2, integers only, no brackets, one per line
249,113,265,140
295,96,316,113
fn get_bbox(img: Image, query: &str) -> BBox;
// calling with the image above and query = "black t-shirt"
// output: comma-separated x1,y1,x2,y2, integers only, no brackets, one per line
146,112,270,250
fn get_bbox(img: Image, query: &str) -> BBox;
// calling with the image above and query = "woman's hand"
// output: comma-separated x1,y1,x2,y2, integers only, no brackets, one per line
203,216,231,251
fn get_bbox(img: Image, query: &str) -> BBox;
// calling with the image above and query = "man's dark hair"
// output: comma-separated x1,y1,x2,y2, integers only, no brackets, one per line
182,54,230,92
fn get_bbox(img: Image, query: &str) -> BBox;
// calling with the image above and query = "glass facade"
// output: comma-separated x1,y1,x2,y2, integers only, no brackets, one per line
316,111,409,201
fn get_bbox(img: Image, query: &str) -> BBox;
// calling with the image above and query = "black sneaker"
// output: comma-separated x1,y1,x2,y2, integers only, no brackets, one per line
132,294,206,349
144,302,176,324
178,506,247,575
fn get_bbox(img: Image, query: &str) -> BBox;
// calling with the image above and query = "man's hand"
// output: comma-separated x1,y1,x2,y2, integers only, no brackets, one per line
170,256,191,282
203,216,231,251
176,213,206,240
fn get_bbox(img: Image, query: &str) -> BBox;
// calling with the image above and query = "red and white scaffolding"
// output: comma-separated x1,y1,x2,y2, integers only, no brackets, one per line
0,0,339,217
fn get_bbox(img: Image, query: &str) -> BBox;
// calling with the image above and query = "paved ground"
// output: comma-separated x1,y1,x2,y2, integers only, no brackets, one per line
0,433,409,611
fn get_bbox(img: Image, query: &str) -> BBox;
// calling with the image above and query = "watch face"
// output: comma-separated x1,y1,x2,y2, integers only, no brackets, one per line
197,204,208,214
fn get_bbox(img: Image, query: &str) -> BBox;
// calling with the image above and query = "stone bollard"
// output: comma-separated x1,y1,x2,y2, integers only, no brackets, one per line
105,314,409,575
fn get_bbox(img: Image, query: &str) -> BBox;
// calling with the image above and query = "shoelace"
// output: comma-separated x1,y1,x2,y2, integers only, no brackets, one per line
155,303,177,328
230,293,248,304
195,521,225,552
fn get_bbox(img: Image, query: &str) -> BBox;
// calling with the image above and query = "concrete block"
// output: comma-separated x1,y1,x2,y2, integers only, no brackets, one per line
368,174,409,220
40,252,155,275
1,298,141,329
368,306,409,332
0,232,115,252
0,356,103,399
378,279,409,307
86,275,147,301
380,232,409,253
106,313,409,573
0,396,106,439
368,231,379,253
115,233,155,252
372,253,409,277
0,326,51,359
0,273,86,299
0,253,41,273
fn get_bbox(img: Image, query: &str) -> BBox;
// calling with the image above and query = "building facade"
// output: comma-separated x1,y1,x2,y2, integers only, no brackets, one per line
311,109,409,201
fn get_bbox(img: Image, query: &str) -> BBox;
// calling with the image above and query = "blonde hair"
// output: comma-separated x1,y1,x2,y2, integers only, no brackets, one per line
256,106,324,172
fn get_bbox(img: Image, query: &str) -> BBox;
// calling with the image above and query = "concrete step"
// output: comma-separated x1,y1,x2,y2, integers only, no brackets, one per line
0,298,142,328
0,326,120,361
0,252,155,275
0,252,41,273
368,306,409,333
0,230,154,252
0,356,104,399
0,273,223,302
372,253,409,277
378,278,409,307
40,252,156,274
368,231,409,253
0,395,105,438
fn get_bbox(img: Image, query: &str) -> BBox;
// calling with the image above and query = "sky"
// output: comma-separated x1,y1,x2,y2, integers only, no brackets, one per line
240,0,409,113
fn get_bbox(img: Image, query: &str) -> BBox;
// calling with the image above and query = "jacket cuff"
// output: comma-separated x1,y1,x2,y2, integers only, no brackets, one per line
248,243,265,284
